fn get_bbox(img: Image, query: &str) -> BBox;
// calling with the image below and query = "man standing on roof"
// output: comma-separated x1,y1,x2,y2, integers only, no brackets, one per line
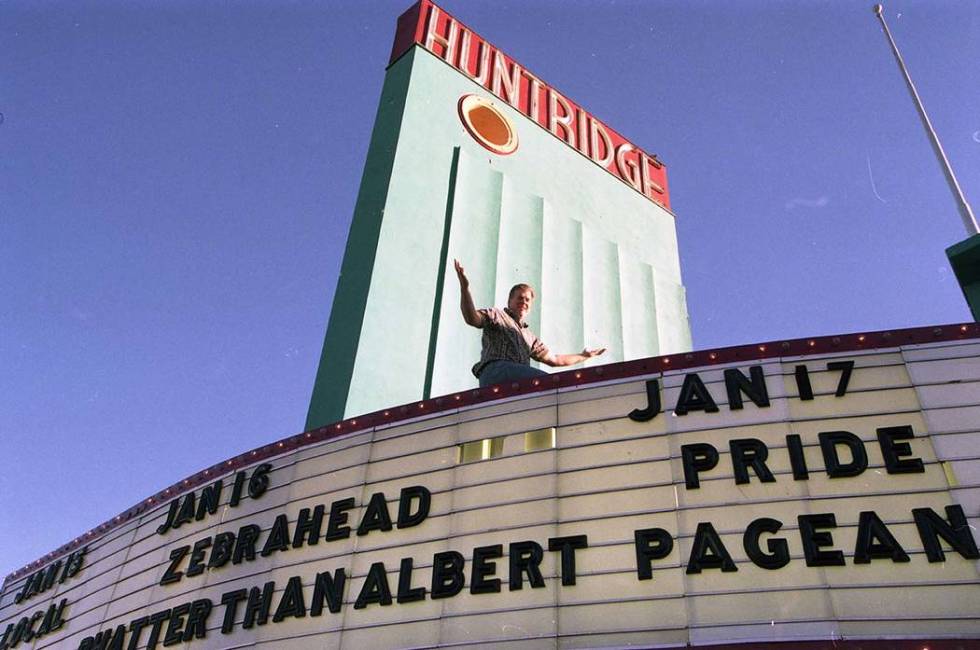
454,259,606,387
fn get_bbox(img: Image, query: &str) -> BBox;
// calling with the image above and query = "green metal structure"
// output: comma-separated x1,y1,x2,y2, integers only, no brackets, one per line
947,234,980,322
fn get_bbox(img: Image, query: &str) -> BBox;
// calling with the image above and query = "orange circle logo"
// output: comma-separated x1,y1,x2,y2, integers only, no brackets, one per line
458,95,518,155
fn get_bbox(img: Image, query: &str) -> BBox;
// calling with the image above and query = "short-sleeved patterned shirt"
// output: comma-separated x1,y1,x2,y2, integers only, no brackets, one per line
471,307,550,378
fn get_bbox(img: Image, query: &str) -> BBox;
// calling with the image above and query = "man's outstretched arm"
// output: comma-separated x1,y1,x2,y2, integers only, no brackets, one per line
454,259,485,328
540,347,607,368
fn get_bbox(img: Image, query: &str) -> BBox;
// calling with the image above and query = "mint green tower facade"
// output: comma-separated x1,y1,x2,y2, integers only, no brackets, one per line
307,4,691,429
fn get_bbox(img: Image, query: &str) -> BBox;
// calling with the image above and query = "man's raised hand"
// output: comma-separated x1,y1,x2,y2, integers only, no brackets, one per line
454,259,469,289
456,259,484,328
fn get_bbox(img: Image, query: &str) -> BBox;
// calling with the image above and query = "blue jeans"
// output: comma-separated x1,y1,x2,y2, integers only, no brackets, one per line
478,360,548,387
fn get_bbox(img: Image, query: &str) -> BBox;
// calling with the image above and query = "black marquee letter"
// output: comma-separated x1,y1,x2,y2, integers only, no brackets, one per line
174,493,196,529
634,528,673,580
877,426,925,474
431,551,465,599
8,618,27,648
354,563,393,609
509,541,545,590
913,505,980,562
674,374,719,416
396,558,426,603
13,571,36,604
183,599,212,642
357,493,394,536
786,434,809,480
160,546,188,585
163,603,191,646
794,365,814,400
209,532,236,569
242,582,274,628
628,379,662,422
729,438,775,484
798,513,845,566
724,366,770,410
293,506,325,548
397,486,431,529
818,431,868,478
261,514,291,556
219,590,247,634
196,480,222,520
681,443,719,489
743,517,789,570
229,471,248,507
144,610,172,650
157,500,179,535
470,545,503,594
827,360,854,396
233,524,261,564
854,511,909,563
185,538,211,577
247,463,272,499
310,569,346,615
326,497,355,541
548,535,588,586
686,522,737,574
36,602,58,637
273,575,308,622
128,616,150,646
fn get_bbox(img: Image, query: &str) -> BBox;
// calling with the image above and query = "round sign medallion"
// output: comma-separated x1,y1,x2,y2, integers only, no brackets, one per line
457,94,518,155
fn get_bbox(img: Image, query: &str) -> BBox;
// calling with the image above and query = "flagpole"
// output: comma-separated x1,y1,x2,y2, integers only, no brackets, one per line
873,4,979,236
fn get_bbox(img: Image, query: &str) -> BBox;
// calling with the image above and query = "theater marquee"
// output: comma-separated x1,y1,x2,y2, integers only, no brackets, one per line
2,324,978,648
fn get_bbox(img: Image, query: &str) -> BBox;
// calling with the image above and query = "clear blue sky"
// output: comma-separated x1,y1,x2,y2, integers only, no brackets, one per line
2,0,977,579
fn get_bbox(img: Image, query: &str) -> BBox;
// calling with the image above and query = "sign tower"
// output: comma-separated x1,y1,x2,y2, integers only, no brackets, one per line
307,0,691,428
